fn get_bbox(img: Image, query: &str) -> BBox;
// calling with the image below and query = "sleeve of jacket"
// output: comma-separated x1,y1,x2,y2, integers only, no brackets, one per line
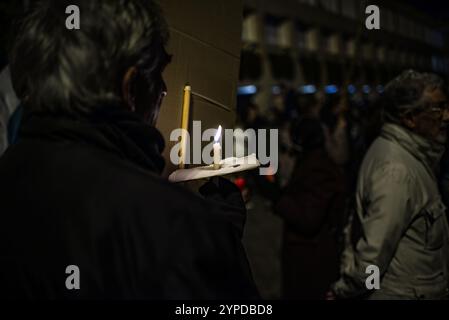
332,162,415,298
163,195,259,299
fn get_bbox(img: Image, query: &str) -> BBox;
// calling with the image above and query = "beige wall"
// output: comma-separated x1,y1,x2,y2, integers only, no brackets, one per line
157,0,243,177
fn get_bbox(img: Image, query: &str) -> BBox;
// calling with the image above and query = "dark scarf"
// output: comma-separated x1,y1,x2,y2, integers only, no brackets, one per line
18,107,166,174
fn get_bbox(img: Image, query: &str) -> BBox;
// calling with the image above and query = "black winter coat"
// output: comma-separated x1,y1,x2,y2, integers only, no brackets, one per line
0,108,259,299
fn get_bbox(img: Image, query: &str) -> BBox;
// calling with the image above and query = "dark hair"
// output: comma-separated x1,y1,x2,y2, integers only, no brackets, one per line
383,69,446,123
9,0,171,117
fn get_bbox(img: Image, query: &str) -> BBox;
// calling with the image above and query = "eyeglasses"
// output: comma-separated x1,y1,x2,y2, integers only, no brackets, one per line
158,90,167,104
417,101,449,119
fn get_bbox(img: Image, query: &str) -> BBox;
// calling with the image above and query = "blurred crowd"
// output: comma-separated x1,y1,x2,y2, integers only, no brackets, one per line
236,84,385,299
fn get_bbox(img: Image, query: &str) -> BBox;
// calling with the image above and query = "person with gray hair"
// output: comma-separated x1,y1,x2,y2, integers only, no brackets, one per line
329,69,449,299
0,0,259,299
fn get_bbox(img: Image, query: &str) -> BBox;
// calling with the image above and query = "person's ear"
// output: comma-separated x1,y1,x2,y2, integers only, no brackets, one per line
402,114,416,129
122,66,138,112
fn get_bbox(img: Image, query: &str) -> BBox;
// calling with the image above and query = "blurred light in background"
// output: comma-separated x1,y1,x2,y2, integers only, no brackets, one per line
298,84,317,94
272,85,281,95
325,84,338,94
362,85,371,94
347,84,356,94
237,85,257,95
376,85,384,94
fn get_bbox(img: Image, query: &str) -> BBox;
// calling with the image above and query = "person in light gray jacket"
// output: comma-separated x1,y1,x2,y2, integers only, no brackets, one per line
331,70,449,300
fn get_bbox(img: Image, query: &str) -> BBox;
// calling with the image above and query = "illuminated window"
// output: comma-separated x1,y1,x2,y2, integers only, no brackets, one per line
242,13,261,44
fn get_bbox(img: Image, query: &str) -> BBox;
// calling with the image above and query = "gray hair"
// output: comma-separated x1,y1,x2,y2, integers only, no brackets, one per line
10,0,170,118
383,69,446,123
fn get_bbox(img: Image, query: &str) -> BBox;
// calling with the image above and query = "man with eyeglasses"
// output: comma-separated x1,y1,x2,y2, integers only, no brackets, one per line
329,70,449,299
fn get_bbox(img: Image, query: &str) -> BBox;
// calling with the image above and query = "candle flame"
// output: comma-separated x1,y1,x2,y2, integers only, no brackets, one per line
214,125,222,142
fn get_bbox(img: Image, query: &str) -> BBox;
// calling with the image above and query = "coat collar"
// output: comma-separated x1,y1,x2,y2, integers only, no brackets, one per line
380,123,445,176
19,107,166,174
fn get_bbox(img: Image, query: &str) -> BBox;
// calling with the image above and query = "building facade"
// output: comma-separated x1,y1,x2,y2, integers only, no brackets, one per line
239,0,449,109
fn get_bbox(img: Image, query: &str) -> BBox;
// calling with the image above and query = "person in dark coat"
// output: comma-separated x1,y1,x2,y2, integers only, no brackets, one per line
0,0,259,299
275,100,346,299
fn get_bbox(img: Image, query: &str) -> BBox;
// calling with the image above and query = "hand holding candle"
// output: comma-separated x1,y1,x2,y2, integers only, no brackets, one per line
213,125,222,170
